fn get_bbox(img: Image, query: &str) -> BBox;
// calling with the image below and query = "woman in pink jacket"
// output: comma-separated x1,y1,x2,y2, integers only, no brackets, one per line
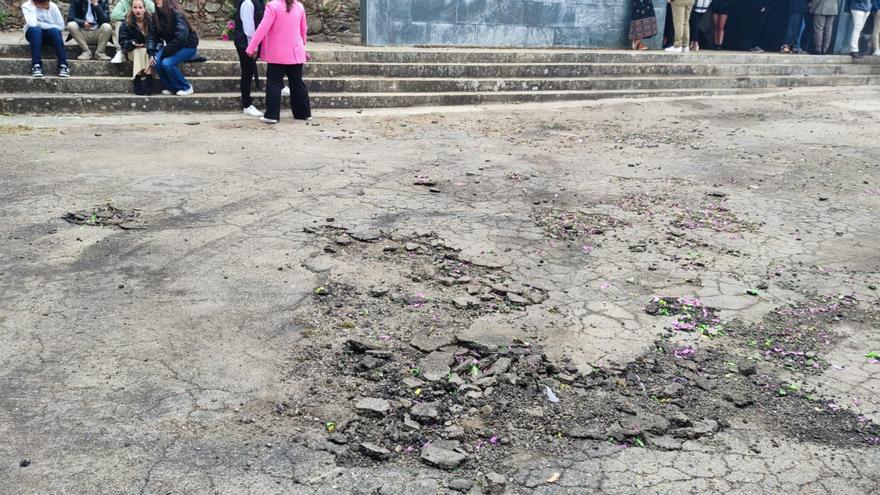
245,0,310,124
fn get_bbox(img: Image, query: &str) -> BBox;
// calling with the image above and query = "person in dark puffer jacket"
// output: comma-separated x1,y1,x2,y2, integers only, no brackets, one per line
119,0,154,95
147,0,198,96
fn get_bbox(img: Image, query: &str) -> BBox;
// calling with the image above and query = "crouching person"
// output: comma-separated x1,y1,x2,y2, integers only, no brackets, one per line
147,0,199,96
21,0,69,77
119,0,154,95
67,0,113,60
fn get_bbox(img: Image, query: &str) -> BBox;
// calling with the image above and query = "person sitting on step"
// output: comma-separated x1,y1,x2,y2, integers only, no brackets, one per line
21,0,69,78
147,0,199,96
111,0,156,63
119,0,155,95
66,0,113,60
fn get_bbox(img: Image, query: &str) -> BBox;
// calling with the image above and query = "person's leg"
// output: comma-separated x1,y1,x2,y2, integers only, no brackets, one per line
287,63,311,119
25,27,43,67
682,0,695,48
44,28,68,67
236,45,254,109
264,63,285,121
159,47,196,92
849,10,869,53
823,15,835,53
716,14,728,47
813,15,825,53
689,11,699,47
750,6,768,49
873,12,880,53
67,22,92,59
96,23,113,58
153,49,174,92
670,0,685,47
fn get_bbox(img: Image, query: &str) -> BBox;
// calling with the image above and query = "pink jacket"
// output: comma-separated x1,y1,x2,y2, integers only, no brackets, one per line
245,0,307,65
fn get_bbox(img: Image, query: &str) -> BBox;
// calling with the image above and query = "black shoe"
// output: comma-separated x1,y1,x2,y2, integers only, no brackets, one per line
31,64,43,78
58,64,70,78
850,51,864,59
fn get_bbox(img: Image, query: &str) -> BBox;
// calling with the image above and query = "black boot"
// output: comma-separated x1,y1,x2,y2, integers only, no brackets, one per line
144,74,155,96
133,75,146,96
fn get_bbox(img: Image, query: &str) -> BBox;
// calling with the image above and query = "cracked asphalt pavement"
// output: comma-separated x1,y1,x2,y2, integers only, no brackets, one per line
1,87,879,494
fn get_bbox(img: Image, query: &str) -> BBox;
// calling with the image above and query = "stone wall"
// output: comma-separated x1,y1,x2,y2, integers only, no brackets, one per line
1,0,361,42
363,0,667,49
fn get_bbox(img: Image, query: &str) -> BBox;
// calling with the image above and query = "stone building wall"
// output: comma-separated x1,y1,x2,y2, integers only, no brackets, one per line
363,0,667,49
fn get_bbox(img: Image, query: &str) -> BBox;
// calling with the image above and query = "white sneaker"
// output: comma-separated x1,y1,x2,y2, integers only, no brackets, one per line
111,51,125,64
682,46,690,53
176,85,194,96
243,105,263,117
281,86,290,97
664,46,683,53
873,49,880,56
161,90,172,95
259,116,278,124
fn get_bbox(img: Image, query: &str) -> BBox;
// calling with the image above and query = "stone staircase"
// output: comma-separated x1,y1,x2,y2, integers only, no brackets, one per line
1,41,879,113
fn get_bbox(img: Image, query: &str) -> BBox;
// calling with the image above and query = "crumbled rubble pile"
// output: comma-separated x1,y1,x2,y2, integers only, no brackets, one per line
305,225,548,315
62,204,142,229
531,207,624,241
727,294,864,372
646,296,724,338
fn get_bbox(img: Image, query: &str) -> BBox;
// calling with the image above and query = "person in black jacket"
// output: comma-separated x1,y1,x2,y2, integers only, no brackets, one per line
235,0,265,117
119,0,154,95
147,0,198,96
66,0,113,60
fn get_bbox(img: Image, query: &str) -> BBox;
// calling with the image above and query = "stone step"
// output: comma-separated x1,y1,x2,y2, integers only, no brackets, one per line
1,43,872,65
0,88,766,113
2,58,879,78
2,74,879,94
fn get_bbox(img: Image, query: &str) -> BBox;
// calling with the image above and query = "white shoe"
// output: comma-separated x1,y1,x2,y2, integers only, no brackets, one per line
682,46,690,53
243,105,263,117
176,85,194,96
873,49,880,56
77,50,92,60
161,90,172,95
281,86,290,97
111,51,125,64
664,46,683,53
259,116,278,124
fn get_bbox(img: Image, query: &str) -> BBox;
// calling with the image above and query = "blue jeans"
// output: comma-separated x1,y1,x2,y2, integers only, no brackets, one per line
25,27,68,67
785,12,806,48
154,47,196,92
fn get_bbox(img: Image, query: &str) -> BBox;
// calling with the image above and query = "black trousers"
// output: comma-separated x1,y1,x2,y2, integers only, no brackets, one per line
236,45,255,109
265,63,311,121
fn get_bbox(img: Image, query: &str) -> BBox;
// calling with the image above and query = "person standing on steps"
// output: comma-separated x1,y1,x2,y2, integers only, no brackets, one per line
66,0,113,60
711,0,732,49
666,0,697,52
847,0,873,57
111,0,156,64
690,0,713,51
809,0,839,54
147,0,199,96
628,0,658,50
119,0,154,95
781,0,810,53
21,0,69,78
235,0,265,117
245,0,312,124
